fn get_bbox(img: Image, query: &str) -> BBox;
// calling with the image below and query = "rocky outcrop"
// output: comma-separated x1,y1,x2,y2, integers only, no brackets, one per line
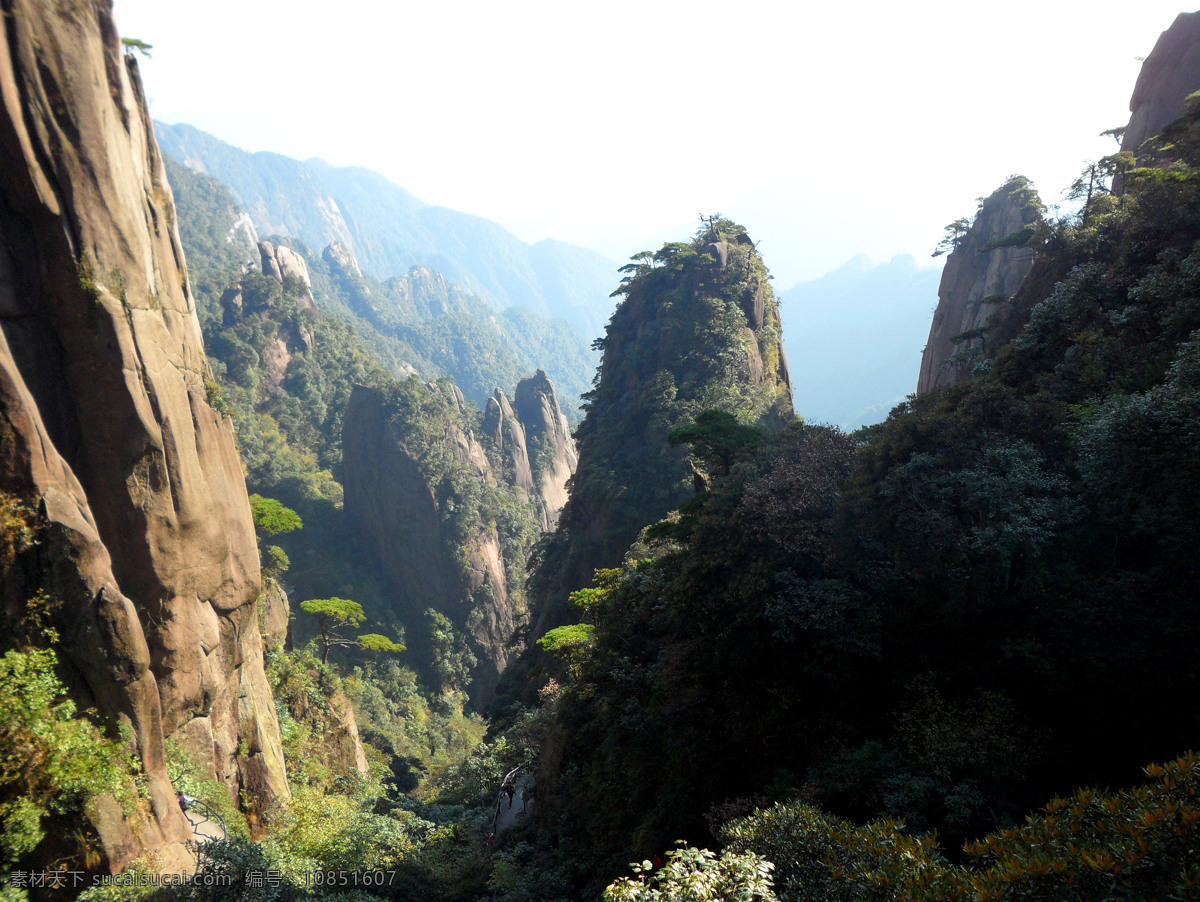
258,240,315,309
918,177,1042,393
0,0,287,873
481,374,578,530
260,580,291,652
228,210,260,262
1121,13,1200,158
514,370,578,530
484,389,536,502
342,382,522,703
324,240,362,279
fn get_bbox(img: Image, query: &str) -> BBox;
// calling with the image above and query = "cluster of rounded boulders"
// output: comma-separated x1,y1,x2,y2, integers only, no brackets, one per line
917,182,1039,394
258,240,316,309
0,0,287,873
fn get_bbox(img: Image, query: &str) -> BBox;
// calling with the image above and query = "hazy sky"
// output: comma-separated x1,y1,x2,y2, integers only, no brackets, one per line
113,0,1194,287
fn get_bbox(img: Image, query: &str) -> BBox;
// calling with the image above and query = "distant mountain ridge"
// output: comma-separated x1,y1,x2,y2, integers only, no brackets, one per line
155,122,619,339
780,253,942,429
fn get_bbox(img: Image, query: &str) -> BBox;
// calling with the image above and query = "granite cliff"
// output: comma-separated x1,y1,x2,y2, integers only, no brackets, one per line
0,0,286,873
918,177,1042,394
1121,12,1200,159
343,374,575,703
485,371,578,530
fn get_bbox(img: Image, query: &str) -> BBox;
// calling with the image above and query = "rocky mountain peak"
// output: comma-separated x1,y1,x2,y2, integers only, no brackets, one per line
483,388,536,502
513,371,578,530
918,177,1042,393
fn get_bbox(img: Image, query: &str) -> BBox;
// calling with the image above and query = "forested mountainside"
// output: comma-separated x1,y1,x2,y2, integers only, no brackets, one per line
514,99,1200,902
7,3,1200,902
780,254,941,428
171,205,578,710
523,221,794,642
166,157,594,420
155,122,618,341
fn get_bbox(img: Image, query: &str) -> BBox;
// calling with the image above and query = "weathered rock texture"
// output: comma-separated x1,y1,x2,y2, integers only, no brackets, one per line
918,178,1042,393
482,372,578,530
1122,12,1200,158
0,0,287,873
258,240,315,309
343,382,518,703
484,388,536,503
513,370,578,530
260,580,291,652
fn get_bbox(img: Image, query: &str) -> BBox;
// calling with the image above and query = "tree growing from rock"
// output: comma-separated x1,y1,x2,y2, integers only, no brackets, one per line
299,597,403,664
249,494,302,582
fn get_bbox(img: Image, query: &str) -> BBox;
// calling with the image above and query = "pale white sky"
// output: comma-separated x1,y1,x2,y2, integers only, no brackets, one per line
113,0,1194,286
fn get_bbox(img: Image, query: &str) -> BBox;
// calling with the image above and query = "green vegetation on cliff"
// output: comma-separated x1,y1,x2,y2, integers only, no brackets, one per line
528,219,794,639
523,98,1200,898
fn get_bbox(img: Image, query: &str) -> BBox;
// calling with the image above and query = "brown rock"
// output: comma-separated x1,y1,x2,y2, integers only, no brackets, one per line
260,579,291,652
0,0,287,872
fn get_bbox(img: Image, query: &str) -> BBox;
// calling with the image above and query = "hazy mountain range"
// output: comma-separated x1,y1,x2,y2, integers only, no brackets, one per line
156,122,620,341
781,253,942,429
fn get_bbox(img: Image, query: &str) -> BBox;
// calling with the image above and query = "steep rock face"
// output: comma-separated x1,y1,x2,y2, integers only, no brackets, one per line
513,370,578,530
1122,12,1200,157
0,0,287,872
483,388,536,502
529,222,793,638
260,580,291,652
342,382,519,703
918,178,1042,393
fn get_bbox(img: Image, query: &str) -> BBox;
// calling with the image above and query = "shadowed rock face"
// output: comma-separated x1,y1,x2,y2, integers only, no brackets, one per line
344,375,576,701
343,383,516,703
1122,12,1200,157
918,179,1041,393
0,0,286,872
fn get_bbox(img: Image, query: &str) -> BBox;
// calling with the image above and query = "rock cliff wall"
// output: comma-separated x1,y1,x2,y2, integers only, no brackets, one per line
918,178,1042,393
1121,12,1200,158
342,382,517,703
484,388,536,503
513,370,578,530
0,0,287,872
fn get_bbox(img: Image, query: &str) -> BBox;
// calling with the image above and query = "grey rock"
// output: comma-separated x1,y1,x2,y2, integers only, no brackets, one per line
918,179,1040,393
